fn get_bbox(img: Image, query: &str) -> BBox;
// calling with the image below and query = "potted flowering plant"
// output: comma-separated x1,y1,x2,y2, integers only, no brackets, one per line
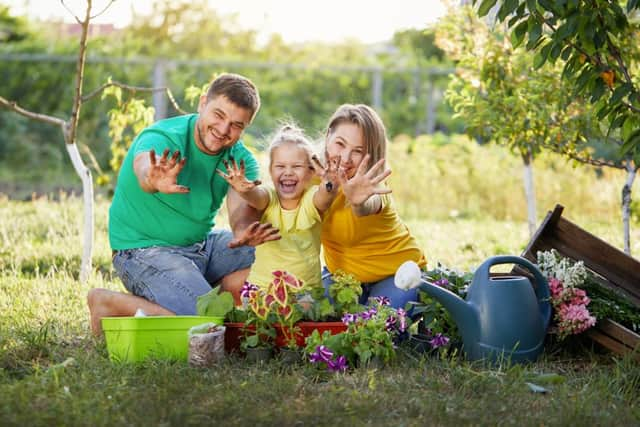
304,297,408,371
296,269,364,343
239,282,276,361
239,271,310,357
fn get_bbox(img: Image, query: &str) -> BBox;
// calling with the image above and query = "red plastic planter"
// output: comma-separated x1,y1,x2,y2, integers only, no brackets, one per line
224,321,348,353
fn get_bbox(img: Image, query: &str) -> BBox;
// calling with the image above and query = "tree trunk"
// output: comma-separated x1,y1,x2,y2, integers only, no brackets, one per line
522,150,537,236
66,143,94,282
621,161,636,255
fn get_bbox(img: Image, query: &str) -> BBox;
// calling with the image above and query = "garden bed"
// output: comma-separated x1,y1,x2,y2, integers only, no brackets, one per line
520,204,640,357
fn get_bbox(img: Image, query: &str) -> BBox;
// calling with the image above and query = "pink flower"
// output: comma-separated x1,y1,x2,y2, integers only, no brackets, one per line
548,277,564,299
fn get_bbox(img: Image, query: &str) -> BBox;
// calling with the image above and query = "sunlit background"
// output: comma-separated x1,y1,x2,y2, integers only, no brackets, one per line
3,0,447,43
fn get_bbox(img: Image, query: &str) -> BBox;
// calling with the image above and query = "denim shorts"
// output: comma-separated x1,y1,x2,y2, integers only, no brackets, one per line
112,229,255,315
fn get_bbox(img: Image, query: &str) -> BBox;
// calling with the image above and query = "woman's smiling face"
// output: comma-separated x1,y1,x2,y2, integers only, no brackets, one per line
325,122,366,179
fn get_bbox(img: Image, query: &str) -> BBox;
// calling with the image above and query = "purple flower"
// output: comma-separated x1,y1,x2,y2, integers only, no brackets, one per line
385,315,397,331
374,296,391,306
359,310,373,321
397,308,407,332
327,355,348,372
309,345,334,363
429,333,450,349
342,313,357,325
240,282,259,298
434,278,450,288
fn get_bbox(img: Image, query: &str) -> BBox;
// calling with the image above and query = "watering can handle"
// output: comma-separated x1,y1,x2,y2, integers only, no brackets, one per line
478,255,552,327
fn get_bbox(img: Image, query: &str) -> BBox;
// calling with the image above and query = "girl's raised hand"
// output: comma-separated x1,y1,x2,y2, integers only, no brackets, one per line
217,158,262,193
312,153,342,193
341,154,392,206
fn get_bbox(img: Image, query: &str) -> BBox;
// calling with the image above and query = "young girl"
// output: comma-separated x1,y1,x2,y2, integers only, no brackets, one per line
218,124,338,291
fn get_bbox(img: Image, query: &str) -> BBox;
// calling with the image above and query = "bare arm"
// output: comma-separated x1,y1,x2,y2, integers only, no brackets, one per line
133,149,189,194
217,159,269,210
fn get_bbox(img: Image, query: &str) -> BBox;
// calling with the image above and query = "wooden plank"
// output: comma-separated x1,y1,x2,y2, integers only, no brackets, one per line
586,329,636,356
596,318,640,349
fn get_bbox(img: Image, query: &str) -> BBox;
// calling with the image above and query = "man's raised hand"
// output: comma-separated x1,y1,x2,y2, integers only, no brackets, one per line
146,149,189,194
228,221,281,248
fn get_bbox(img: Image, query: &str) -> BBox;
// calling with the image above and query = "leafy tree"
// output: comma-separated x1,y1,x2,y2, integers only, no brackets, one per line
436,5,595,235
474,0,640,253
473,0,640,159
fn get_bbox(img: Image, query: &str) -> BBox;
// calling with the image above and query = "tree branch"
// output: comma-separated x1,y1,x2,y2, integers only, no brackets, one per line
90,0,115,20
67,0,92,144
82,80,188,114
0,95,67,127
60,0,83,24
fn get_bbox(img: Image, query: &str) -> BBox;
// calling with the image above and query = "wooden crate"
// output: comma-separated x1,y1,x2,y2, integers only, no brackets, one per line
520,204,640,357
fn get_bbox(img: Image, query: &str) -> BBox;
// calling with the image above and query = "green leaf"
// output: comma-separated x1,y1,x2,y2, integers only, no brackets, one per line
512,20,529,47
533,42,552,69
196,287,235,318
549,42,563,62
628,0,640,12
610,84,631,104
527,20,543,49
526,373,566,384
498,0,519,21
477,0,498,17
620,129,640,156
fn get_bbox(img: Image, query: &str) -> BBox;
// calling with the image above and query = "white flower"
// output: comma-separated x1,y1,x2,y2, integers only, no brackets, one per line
395,261,423,290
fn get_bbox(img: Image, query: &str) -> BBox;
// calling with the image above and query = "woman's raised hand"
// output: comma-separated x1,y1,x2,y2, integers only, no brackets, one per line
217,158,262,193
341,154,392,206
147,149,189,194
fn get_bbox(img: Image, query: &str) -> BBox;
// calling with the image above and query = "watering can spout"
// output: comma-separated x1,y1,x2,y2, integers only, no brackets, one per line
416,280,478,341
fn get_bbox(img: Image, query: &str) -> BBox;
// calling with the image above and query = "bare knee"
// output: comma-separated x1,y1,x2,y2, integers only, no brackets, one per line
87,288,106,310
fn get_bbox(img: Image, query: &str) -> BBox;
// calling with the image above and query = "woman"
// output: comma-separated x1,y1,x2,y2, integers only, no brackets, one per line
320,104,427,309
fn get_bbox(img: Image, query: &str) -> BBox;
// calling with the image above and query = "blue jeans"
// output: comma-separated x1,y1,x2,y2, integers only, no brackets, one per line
112,230,255,315
321,266,418,310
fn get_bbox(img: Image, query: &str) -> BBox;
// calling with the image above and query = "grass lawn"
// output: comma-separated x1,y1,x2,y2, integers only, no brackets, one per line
1,197,639,426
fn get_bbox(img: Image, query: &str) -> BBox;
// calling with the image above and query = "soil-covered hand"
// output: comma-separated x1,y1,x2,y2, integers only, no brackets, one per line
147,149,189,194
217,158,262,193
228,221,281,248
312,153,343,193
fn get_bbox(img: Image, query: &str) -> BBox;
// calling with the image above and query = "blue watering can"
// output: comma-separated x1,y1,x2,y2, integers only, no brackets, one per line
409,256,551,364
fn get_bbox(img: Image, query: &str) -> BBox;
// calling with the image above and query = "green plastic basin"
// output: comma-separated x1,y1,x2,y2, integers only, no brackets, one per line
102,315,223,363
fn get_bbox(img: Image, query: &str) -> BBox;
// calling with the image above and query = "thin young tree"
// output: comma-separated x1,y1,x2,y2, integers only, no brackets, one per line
0,1,182,281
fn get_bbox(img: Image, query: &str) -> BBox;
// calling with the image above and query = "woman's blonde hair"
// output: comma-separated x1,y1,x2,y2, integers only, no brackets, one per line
325,104,388,169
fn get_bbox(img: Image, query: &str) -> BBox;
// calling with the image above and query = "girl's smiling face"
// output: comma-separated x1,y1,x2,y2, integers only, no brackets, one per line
270,142,314,210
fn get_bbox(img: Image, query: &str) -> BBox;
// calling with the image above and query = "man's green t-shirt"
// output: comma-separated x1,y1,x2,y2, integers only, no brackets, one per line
109,114,259,250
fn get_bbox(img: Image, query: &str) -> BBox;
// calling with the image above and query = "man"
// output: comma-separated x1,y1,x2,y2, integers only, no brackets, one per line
88,73,279,335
